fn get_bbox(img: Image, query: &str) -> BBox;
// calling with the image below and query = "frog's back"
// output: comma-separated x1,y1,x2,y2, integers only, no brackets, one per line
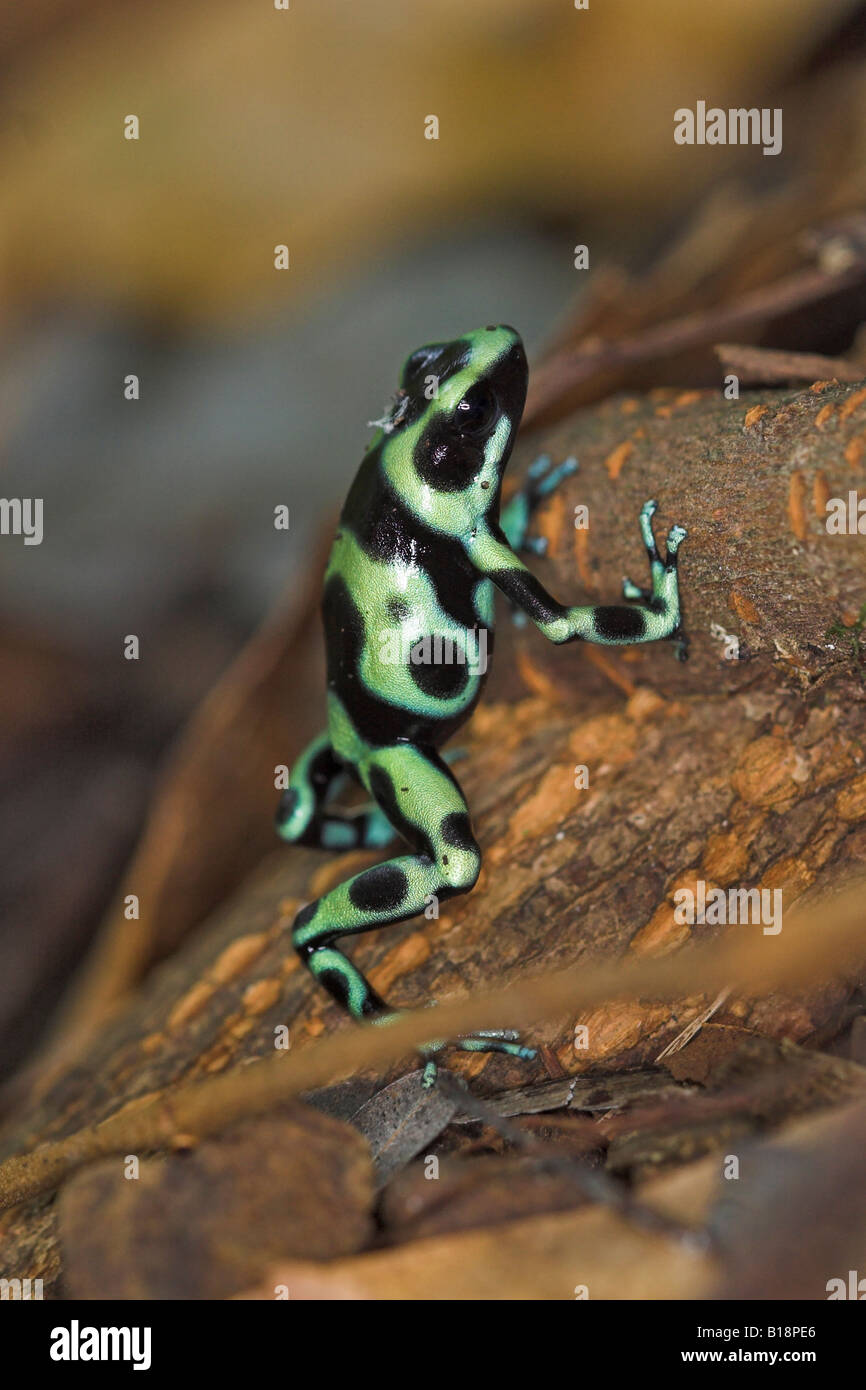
323,442,493,756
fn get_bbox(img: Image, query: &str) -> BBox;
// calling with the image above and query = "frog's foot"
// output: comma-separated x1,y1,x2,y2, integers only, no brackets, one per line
500,453,578,556
623,501,689,657
419,1029,536,1089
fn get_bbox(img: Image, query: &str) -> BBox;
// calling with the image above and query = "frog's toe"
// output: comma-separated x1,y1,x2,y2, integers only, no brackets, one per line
622,575,646,601
535,456,578,499
527,452,552,478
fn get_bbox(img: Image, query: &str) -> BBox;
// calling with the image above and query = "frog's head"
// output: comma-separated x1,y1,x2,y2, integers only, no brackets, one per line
375,325,528,530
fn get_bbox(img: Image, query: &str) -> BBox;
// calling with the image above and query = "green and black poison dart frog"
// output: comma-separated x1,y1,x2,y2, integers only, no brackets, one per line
277,325,687,1085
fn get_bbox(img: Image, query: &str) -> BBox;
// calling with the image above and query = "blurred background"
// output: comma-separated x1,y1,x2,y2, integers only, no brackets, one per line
3,0,866,1078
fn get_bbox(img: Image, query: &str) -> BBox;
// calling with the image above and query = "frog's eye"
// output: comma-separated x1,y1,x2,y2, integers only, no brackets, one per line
455,383,497,437
401,345,443,390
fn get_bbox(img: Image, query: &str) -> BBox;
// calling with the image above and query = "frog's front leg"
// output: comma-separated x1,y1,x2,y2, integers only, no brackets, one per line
473,499,688,651
276,731,396,851
500,453,578,556
290,742,535,1084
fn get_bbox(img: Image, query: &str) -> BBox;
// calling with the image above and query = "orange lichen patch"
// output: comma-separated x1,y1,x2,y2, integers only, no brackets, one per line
226,1017,256,1041
628,902,690,957
563,998,674,1070
701,828,751,885
787,470,808,540
729,589,760,625
166,932,279,1034
309,849,379,899
814,403,836,430
839,384,866,420
242,977,282,1015
624,686,667,723
573,521,594,591
813,470,832,516
836,771,866,823
369,933,431,997
583,645,637,697
168,980,215,1032
515,646,569,705
810,379,837,393
620,397,641,415
654,403,675,418
760,855,813,904
673,390,702,409
604,439,633,480
203,1049,232,1074
469,696,552,748
450,1050,490,1083
278,953,301,978
731,735,810,812
300,1015,326,1040
841,609,861,627
568,711,638,767
533,489,566,557
140,1032,165,1055
208,933,270,986
743,404,768,431
168,1133,199,1152
844,433,866,468
507,763,577,843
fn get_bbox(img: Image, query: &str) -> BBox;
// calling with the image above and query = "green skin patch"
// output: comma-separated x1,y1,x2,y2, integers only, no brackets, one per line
276,325,688,1085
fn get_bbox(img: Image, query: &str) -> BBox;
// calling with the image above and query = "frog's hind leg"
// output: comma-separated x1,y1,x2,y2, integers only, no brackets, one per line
290,741,535,1081
275,731,396,851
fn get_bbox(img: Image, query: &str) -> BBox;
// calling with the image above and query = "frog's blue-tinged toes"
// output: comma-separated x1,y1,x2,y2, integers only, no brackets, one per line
456,1038,537,1060
527,453,552,479
534,455,578,499
666,523,688,555
419,1029,536,1088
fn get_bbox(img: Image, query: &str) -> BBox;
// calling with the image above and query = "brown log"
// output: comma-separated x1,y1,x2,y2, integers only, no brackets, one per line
3,379,866,1293
2,663,866,1285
